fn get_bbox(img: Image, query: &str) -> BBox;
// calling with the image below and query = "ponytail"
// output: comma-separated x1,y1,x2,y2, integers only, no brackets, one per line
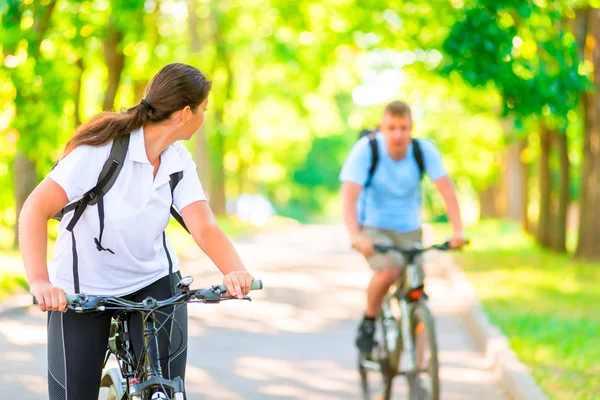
63,63,211,157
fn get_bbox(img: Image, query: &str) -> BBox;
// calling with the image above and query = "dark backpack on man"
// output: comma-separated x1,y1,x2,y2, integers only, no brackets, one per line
52,134,189,293
358,128,426,187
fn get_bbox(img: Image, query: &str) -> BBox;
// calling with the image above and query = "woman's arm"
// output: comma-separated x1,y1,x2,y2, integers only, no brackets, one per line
180,201,254,298
19,178,70,312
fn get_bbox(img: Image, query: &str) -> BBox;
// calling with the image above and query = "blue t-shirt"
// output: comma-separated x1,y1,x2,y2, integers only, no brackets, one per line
339,133,448,233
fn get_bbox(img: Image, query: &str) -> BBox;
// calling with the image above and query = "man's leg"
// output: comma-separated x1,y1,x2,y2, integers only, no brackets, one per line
356,227,404,353
366,267,401,318
390,228,424,282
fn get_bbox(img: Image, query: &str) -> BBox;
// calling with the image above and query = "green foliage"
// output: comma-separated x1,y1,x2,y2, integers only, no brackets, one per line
0,0,591,223
442,0,588,122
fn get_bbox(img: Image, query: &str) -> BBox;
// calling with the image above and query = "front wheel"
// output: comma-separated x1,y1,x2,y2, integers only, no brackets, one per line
106,385,119,400
358,357,394,400
409,304,440,400
99,368,126,400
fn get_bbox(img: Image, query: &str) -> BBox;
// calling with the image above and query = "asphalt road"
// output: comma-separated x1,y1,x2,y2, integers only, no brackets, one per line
0,224,506,399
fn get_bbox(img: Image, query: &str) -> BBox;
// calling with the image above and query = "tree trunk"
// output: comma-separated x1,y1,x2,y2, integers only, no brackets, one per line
13,155,38,249
133,80,147,102
521,140,531,233
103,18,125,111
188,0,203,54
188,0,212,196
12,1,57,247
575,8,600,259
210,130,227,215
538,126,553,247
551,131,569,252
479,183,503,218
74,57,84,126
195,127,211,197
504,140,528,225
205,5,233,216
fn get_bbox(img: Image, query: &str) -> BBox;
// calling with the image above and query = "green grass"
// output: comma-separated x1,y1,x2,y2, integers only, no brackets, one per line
433,220,600,399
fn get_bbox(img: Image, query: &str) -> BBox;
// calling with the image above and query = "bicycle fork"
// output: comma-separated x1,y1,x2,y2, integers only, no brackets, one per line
129,310,185,400
391,262,420,376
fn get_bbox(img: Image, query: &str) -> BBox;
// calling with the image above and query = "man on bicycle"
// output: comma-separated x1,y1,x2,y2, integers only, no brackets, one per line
339,101,467,354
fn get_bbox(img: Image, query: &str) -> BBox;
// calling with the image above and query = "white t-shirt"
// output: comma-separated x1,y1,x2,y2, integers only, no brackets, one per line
47,127,206,296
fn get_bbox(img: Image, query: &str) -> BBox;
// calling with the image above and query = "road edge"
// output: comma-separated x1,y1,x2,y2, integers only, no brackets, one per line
439,253,549,400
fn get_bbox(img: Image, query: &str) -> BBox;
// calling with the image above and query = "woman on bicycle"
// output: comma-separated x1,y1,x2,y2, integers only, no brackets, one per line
19,63,254,399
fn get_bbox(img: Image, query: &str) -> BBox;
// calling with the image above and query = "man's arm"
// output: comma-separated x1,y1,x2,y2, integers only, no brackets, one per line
342,182,362,237
342,182,374,256
434,176,467,248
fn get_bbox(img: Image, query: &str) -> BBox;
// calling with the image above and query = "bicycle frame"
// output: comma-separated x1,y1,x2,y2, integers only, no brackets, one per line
86,278,262,399
387,256,426,377
359,258,426,374
359,242,455,400
104,307,185,400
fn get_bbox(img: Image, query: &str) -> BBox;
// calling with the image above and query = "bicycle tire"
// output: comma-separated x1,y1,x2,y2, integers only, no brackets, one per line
357,315,395,400
358,358,394,400
106,385,119,400
408,303,440,400
100,368,126,400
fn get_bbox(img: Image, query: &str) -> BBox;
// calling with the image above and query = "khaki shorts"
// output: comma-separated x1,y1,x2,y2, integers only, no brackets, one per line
362,227,423,275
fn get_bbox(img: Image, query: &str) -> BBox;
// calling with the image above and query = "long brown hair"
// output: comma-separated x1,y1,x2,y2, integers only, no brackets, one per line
63,63,212,156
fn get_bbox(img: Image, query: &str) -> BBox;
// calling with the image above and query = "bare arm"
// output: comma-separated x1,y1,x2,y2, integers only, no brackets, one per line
434,176,467,246
180,201,253,297
341,182,374,256
19,178,70,311
341,182,362,237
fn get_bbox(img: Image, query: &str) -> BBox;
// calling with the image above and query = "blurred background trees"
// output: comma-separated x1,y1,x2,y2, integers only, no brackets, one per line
2,0,600,259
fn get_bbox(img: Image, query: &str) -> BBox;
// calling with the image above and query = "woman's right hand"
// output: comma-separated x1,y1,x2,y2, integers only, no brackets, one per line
30,281,67,312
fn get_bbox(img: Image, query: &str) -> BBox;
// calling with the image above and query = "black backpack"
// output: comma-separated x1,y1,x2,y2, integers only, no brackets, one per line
358,128,426,187
52,134,189,293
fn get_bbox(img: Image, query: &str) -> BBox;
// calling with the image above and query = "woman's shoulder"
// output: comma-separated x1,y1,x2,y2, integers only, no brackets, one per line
170,142,193,164
61,142,112,162
48,142,114,201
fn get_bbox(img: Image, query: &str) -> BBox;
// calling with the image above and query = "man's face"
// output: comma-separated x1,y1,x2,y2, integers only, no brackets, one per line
380,113,413,155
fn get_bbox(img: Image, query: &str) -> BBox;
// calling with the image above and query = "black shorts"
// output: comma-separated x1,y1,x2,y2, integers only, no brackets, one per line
47,273,188,400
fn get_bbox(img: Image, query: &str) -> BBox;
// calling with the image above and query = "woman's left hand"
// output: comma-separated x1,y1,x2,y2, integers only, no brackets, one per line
223,271,255,299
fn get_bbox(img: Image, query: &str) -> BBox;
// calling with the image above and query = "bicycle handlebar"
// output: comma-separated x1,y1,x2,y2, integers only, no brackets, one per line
374,241,463,255
63,279,264,305
36,279,264,313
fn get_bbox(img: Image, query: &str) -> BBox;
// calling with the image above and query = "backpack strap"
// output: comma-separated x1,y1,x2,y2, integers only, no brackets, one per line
412,138,425,180
166,170,189,295
364,133,379,188
53,134,130,222
168,171,190,233
89,134,130,205
57,135,130,293
358,128,377,140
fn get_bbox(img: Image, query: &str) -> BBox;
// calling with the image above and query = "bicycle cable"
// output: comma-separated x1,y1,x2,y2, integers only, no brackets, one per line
133,303,186,397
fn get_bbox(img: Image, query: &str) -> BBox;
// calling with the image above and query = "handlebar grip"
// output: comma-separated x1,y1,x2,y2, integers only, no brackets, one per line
66,294,79,304
33,293,80,306
216,279,263,293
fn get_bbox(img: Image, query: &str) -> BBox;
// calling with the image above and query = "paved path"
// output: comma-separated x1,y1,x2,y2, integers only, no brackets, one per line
0,224,506,399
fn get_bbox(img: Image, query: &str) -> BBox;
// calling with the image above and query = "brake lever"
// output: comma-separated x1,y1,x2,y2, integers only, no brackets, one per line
219,295,252,302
